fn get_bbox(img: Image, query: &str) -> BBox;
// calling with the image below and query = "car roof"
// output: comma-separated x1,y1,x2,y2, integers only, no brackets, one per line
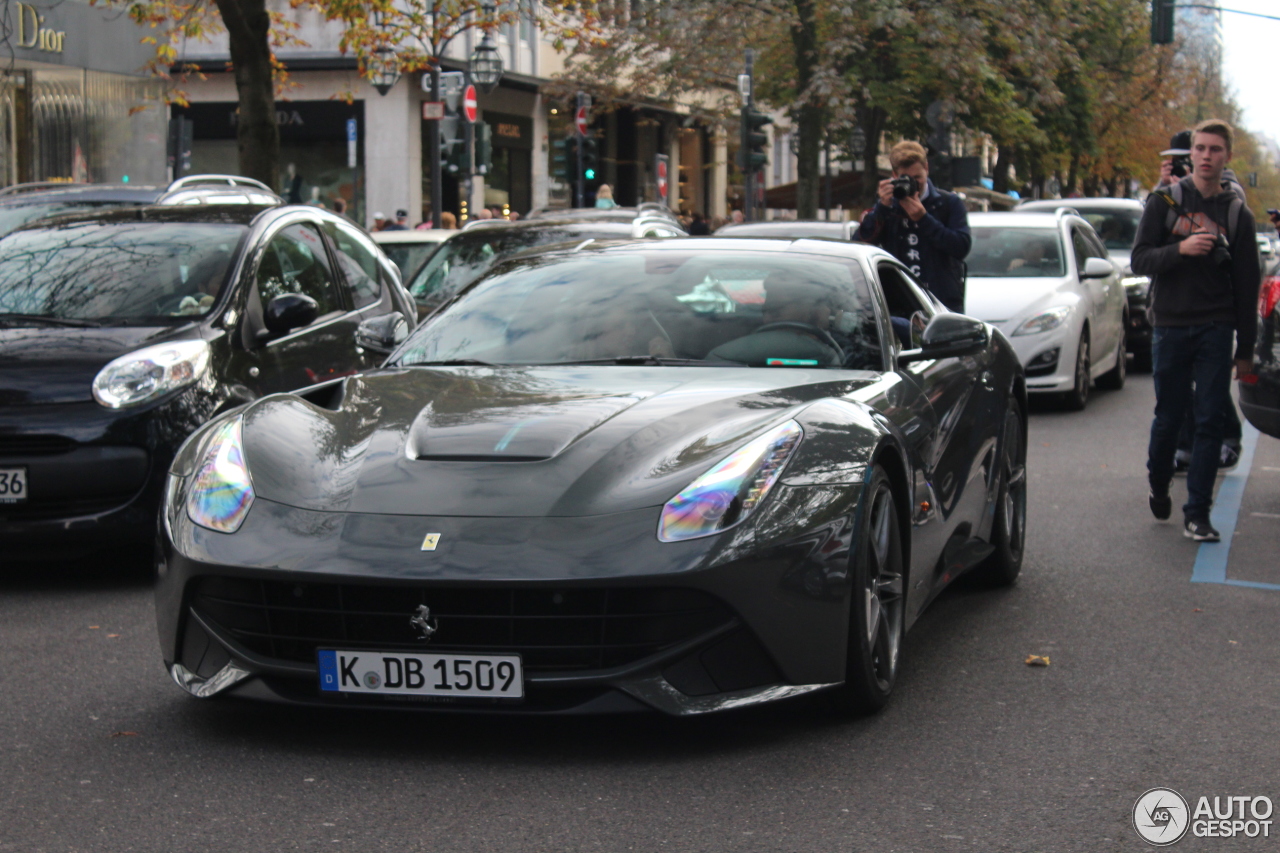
371,229,452,244
0,185,165,205
525,235,892,262
715,221,850,238
969,211,1070,229
457,219,645,236
523,206,678,223
1018,197,1143,211
8,203,276,232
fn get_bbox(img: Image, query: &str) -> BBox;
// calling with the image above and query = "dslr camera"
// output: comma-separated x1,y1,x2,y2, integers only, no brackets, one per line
1163,130,1193,179
1210,233,1231,267
1170,154,1191,179
890,175,918,200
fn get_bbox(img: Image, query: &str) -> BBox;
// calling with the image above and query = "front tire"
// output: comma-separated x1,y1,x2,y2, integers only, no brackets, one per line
975,401,1027,586
1061,332,1090,411
830,465,905,716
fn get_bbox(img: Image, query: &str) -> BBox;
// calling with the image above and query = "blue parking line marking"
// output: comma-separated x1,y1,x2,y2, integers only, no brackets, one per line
1192,423,1263,586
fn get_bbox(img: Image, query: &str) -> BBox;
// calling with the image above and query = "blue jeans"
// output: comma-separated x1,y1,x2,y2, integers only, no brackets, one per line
1148,323,1236,519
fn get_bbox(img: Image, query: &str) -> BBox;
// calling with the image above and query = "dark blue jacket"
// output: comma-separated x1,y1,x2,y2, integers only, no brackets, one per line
856,180,972,312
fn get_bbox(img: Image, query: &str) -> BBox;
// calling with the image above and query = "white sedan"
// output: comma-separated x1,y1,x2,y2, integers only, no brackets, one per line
963,210,1127,410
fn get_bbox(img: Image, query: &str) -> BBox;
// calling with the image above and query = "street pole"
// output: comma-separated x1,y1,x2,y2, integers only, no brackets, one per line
429,64,443,229
465,81,475,221
575,91,586,209
742,49,755,223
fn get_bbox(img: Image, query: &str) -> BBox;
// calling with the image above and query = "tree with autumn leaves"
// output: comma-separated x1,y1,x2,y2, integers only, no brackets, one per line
562,0,1280,217
112,0,588,188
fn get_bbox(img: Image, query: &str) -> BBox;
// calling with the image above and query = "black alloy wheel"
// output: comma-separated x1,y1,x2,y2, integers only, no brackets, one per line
975,400,1027,586
1062,331,1090,411
830,465,905,715
1096,329,1126,391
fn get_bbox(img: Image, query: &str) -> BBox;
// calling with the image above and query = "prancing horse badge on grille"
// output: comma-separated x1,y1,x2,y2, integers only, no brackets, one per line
421,532,440,551
410,604,438,642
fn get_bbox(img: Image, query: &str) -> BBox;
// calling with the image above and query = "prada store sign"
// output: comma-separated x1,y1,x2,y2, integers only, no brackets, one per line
1,0,152,75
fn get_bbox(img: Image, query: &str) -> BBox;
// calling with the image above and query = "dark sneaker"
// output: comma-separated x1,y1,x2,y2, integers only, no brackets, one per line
1219,444,1240,470
1184,517,1221,542
1149,489,1172,520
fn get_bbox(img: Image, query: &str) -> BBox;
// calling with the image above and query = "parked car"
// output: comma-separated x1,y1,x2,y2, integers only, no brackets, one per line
1240,273,1280,438
405,217,686,319
715,220,856,240
1016,197,1152,370
0,204,414,560
523,203,681,224
155,237,1026,716
964,210,1127,410
371,228,452,281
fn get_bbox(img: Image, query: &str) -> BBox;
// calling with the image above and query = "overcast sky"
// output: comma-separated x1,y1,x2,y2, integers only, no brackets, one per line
1220,0,1280,147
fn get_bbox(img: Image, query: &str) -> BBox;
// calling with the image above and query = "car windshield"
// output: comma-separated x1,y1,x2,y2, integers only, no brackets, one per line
405,227,587,304
393,248,883,370
382,242,440,281
1074,208,1141,251
968,227,1066,277
0,221,247,323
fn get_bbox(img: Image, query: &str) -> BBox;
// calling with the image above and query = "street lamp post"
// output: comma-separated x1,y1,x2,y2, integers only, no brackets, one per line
465,2,503,221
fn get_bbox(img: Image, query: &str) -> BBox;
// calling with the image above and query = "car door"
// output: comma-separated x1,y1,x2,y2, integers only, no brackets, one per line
1083,226,1125,357
1070,225,1114,357
320,218,400,371
239,221,366,394
875,261,1002,592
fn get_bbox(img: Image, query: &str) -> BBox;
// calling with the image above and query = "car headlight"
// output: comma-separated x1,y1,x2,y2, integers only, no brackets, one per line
186,416,255,533
92,340,210,409
1013,306,1071,336
658,420,802,542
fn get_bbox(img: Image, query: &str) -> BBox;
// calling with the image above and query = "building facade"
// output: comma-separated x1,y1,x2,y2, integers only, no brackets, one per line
0,0,167,187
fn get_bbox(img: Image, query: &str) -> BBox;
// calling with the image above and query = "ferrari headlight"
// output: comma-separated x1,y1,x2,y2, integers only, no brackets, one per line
659,420,802,542
186,417,255,533
92,340,210,409
1013,306,1071,336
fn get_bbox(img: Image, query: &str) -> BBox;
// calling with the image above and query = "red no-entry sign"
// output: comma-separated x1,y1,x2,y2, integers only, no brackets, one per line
575,105,588,136
656,157,668,201
462,84,478,123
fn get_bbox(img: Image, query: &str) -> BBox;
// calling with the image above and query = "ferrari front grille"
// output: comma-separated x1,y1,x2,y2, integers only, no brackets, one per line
191,578,734,672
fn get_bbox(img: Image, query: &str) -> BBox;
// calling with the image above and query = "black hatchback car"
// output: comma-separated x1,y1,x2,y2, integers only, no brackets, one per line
0,204,415,559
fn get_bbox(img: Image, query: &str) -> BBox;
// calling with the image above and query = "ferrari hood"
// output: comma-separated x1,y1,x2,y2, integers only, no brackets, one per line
239,366,873,517
964,276,1070,324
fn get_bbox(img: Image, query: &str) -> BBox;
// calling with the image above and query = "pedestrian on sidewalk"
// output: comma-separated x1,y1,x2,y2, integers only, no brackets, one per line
1132,119,1260,542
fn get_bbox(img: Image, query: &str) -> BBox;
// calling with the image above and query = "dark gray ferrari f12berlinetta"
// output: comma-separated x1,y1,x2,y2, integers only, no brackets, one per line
155,237,1027,716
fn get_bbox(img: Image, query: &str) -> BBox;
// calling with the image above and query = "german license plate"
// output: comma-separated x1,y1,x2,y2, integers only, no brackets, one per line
0,467,27,504
317,650,523,699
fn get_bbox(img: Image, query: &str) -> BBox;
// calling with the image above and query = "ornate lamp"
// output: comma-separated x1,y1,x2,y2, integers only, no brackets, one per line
469,34,503,94
369,46,401,96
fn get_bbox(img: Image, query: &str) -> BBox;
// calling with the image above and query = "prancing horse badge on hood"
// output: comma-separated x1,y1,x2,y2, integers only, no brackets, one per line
421,532,441,551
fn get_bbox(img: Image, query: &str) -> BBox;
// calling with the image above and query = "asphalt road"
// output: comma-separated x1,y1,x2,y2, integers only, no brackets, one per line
3,372,1279,853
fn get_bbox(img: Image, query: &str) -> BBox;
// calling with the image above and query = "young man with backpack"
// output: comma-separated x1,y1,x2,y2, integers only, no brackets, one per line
1132,119,1260,542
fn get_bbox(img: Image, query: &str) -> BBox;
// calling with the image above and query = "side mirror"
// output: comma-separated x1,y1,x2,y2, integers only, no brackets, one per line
898,313,989,365
263,293,319,336
355,312,408,356
1081,257,1114,279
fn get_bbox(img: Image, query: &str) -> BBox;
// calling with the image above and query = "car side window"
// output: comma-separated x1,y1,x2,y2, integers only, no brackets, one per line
256,223,340,317
878,263,933,349
320,221,382,308
1070,228,1096,270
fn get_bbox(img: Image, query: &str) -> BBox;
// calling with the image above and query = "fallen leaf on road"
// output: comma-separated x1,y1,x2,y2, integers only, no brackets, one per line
1024,654,1050,666
109,731,138,738
107,634,120,638
1228,640,1239,645
1041,443,1051,447
1192,608,1202,612
89,626,100,630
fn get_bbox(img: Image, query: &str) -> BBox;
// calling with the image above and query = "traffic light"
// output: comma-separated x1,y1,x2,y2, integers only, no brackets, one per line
1151,0,1174,44
475,122,493,177
442,139,468,178
739,109,771,171
554,135,578,183
579,133,599,182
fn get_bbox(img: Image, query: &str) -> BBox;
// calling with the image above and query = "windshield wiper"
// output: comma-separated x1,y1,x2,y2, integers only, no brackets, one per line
407,358,496,367
548,356,717,366
0,313,102,328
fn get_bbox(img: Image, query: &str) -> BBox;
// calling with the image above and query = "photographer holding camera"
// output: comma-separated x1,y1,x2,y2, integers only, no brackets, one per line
1133,119,1260,542
855,141,971,312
